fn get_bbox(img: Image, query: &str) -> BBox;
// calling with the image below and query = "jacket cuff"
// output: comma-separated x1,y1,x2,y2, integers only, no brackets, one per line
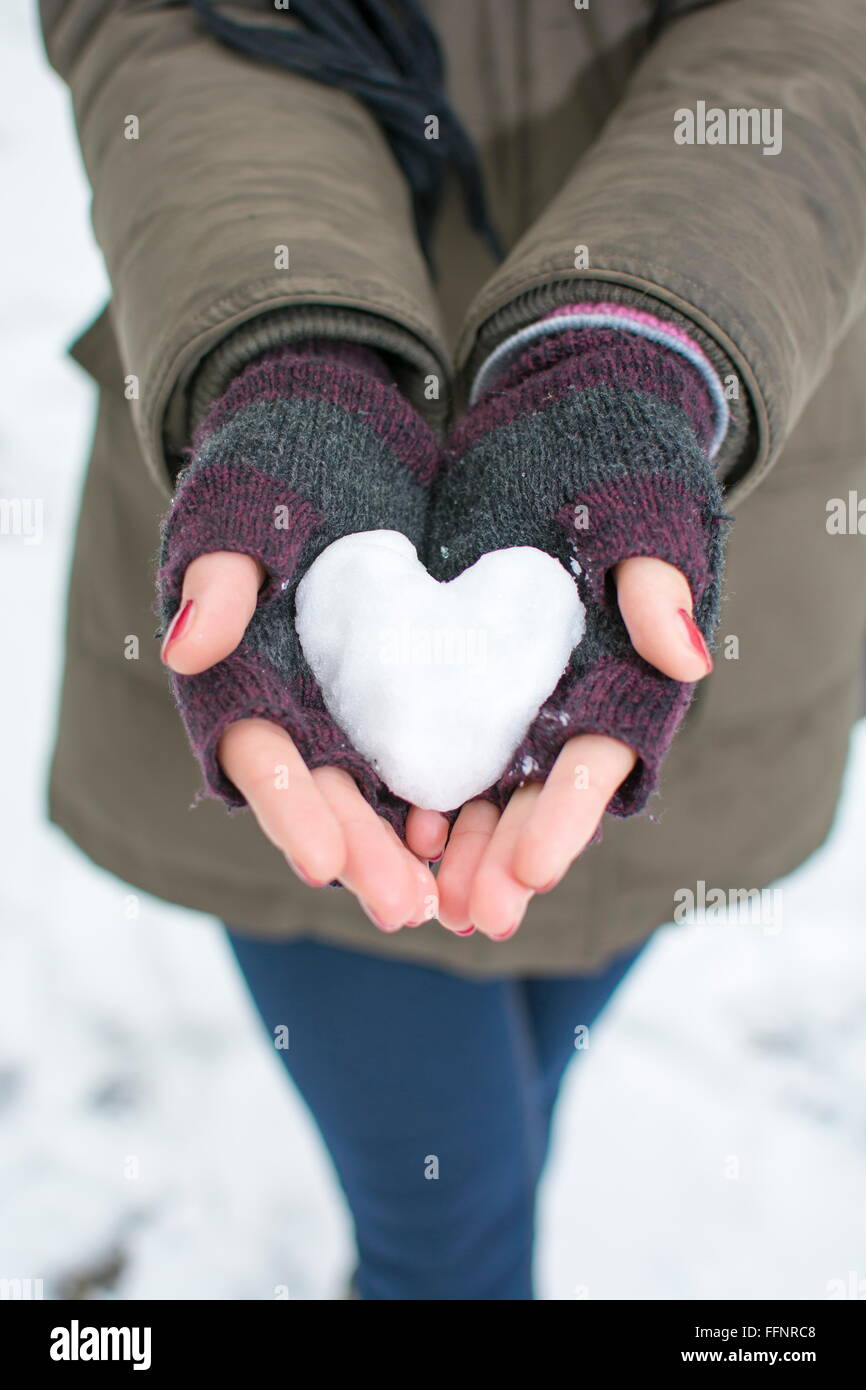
183,304,451,451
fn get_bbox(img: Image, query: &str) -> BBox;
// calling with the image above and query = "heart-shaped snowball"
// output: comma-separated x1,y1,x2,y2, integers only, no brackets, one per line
295,530,585,811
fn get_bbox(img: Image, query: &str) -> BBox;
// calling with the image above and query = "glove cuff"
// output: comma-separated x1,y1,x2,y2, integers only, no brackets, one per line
452,325,718,459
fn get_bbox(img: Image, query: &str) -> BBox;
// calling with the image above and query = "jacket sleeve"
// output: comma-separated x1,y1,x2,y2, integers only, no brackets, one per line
456,0,866,509
38,0,448,497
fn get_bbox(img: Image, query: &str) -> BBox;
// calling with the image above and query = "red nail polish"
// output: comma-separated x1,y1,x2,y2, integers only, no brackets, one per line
161,598,194,660
492,924,518,941
677,608,713,672
455,926,476,936
427,850,445,865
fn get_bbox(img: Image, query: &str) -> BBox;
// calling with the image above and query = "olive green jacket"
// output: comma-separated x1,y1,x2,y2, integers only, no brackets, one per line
39,0,866,975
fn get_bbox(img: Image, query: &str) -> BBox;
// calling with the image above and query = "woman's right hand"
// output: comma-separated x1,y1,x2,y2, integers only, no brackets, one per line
161,549,445,932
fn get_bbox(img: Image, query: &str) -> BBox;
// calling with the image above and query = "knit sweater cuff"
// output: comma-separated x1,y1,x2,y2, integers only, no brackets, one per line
183,304,451,446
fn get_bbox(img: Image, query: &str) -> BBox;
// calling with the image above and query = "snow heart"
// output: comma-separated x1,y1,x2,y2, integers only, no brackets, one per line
295,530,586,811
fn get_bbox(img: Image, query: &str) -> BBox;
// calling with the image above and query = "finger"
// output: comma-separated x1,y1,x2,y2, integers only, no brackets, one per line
510,734,636,891
312,767,422,931
614,555,713,683
379,819,440,926
161,550,266,675
405,806,450,863
219,718,346,886
467,786,541,940
436,799,501,934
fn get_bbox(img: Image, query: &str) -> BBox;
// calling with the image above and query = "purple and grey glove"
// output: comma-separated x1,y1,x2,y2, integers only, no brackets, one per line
425,325,731,816
156,340,439,832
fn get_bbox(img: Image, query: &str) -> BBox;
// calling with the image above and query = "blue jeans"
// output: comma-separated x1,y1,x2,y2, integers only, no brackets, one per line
224,928,643,1300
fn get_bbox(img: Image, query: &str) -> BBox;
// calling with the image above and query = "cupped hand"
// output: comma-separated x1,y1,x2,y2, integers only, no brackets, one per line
161,551,713,942
406,555,714,940
161,550,439,932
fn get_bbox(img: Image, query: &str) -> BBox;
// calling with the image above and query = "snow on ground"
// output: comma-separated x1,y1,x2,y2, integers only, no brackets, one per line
2,2,865,1301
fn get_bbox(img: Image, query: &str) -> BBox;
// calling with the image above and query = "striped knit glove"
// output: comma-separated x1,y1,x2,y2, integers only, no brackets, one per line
426,325,731,816
156,340,439,831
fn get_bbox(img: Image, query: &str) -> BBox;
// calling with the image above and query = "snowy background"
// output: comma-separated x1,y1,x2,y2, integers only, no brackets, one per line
2,1,865,1301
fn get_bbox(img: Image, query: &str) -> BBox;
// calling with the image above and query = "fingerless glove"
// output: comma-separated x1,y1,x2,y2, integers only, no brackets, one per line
156,340,439,831
425,324,731,816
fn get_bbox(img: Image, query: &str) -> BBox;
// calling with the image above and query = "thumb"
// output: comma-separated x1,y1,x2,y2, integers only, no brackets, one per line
161,550,265,675
614,555,713,683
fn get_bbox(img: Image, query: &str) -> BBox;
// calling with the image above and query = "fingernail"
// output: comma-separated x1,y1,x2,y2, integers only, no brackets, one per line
455,926,476,936
160,598,194,661
677,608,713,672
285,855,328,889
361,901,402,933
491,923,518,941
427,849,445,865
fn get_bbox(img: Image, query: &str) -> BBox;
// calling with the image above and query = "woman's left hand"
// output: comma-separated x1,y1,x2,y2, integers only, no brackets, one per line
404,555,714,940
